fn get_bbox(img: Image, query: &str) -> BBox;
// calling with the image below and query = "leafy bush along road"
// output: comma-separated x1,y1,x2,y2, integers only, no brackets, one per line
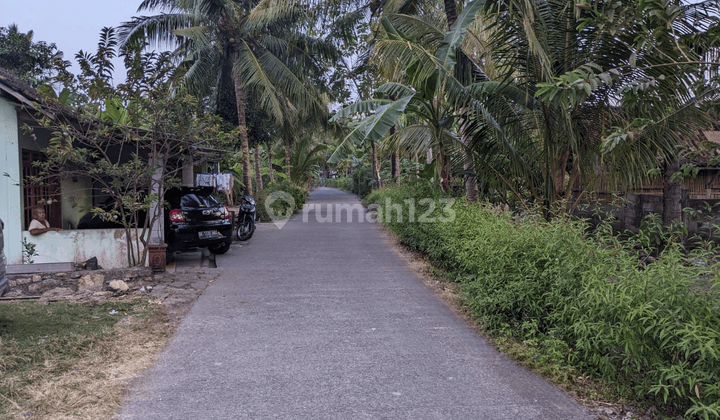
256,180,308,222
366,184,720,419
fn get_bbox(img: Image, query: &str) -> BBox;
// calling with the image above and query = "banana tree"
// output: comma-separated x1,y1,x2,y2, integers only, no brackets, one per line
331,0,535,195
328,1,477,189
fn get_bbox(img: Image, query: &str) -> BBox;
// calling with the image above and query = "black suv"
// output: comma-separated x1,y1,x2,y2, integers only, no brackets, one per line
165,187,233,255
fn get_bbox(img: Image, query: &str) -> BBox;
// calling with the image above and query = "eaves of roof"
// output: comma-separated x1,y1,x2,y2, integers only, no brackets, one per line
0,67,43,109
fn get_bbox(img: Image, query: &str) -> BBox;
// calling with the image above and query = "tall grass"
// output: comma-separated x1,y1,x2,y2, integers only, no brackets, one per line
367,184,720,419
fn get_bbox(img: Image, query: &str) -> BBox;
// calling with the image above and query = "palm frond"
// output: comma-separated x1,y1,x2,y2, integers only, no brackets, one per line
118,13,197,48
383,124,434,155
235,41,284,122
328,122,367,164
252,46,327,118
245,0,305,33
330,99,394,122
360,94,415,143
375,82,416,98
435,0,485,70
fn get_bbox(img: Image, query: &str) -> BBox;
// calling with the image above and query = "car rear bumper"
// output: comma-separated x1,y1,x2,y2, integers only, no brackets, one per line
167,223,232,251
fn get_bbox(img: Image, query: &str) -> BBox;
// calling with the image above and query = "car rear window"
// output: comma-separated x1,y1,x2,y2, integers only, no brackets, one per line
180,194,220,208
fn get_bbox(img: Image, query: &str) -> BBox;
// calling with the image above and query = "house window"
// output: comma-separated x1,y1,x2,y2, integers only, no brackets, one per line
22,149,62,230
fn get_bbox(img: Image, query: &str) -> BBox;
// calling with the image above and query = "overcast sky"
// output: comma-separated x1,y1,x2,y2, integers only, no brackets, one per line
0,0,148,84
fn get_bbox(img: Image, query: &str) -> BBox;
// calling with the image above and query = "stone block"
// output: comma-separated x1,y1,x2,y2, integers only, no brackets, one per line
78,274,105,292
32,275,42,283
108,280,129,292
28,283,43,294
17,278,32,285
43,279,59,288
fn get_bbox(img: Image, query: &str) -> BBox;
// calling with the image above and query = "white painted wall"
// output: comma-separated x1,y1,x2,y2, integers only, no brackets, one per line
21,229,146,269
0,98,23,265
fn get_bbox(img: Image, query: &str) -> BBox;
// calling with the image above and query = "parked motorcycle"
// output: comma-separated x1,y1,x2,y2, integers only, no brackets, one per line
236,194,256,241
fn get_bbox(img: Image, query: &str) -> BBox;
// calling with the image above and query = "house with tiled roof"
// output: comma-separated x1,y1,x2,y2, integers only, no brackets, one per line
0,67,196,269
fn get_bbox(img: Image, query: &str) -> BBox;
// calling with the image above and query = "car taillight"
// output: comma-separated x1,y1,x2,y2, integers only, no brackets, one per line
224,206,231,219
170,209,185,222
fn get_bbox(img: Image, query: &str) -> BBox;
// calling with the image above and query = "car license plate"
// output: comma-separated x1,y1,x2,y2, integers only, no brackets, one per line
199,230,219,239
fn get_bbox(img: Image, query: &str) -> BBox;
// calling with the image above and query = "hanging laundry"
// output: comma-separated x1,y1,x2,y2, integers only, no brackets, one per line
216,173,233,192
196,173,216,188
196,173,235,206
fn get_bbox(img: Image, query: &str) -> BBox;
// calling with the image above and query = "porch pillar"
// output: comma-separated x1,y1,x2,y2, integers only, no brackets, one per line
182,158,194,187
149,155,165,246
0,99,23,264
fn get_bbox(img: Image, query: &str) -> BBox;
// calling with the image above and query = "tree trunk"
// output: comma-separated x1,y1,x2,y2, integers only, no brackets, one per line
555,149,570,201
438,141,451,191
426,148,434,183
444,0,458,29
462,148,478,201
459,112,478,201
232,67,252,195
414,153,420,180
388,123,400,184
285,142,291,179
371,140,382,189
268,143,275,183
390,152,397,182
392,149,400,184
663,158,683,225
254,143,263,192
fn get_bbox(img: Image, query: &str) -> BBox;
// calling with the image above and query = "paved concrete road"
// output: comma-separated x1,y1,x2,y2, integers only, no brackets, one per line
118,188,591,420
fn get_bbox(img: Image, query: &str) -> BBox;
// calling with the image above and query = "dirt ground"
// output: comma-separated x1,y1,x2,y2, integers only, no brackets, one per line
147,267,223,324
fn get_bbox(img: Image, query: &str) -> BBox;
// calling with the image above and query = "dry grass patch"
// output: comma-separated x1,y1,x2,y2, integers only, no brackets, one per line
0,298,172,419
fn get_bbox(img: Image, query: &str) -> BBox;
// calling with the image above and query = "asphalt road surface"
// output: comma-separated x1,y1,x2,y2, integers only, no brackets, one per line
118,187,591,420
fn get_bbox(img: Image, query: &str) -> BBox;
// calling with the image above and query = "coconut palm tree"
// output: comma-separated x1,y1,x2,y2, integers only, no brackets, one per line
119,0,335,194
331,0,535,197
482,0,720,215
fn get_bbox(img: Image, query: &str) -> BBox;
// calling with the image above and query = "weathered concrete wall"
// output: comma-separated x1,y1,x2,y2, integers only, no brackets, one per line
619,194,666,232
0,97,23,266
21,229,147,269
680,198,720,237
576,192,720,235
6,266,153,297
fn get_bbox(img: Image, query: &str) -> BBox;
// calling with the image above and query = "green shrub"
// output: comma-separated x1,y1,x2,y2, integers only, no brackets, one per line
256,180,307,222
573,250,720,417
367,185,720,418
351,166,376,198
325,177,353,192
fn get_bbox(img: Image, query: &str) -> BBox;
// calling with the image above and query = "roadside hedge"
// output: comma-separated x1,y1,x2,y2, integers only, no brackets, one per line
256,180,307,222
325,176,353,193
366,184,720,419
